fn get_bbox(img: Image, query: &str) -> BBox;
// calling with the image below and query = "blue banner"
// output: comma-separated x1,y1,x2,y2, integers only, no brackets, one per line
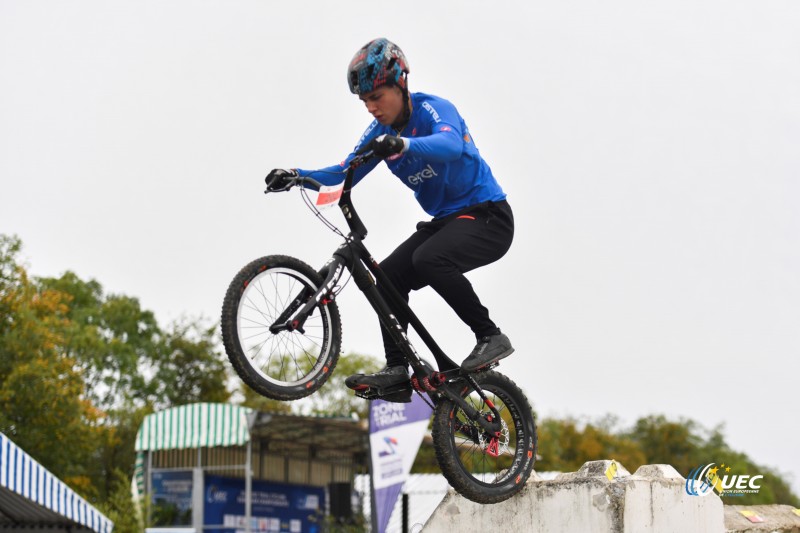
204,474,325,533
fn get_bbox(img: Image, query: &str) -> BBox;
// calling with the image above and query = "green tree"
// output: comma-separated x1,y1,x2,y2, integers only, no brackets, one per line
35,269,232,501
97,469,143,533
535,412,800,506
152,319,231,408
39,272,163,410
233,351,382,419
2,235,235,505
0,236,105,497
297,352,383,419
625,414,703,475
535,417,646,473
238,384,293,414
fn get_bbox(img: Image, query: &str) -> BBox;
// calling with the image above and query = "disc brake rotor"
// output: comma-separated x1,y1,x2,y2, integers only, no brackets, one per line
478,417,510,455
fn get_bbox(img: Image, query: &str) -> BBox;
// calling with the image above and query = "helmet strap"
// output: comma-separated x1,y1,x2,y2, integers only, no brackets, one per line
392,80,412,134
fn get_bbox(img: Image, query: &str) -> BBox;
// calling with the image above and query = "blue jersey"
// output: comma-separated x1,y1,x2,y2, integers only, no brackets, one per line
296,92,506,218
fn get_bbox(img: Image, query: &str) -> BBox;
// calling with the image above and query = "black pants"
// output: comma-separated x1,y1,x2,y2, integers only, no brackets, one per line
379,200,515,367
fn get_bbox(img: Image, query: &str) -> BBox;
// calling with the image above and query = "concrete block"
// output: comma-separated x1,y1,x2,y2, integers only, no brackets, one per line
423,460,726,533
423,474,620,533
623,467,723,532
632,464,683,479
555,460,630,482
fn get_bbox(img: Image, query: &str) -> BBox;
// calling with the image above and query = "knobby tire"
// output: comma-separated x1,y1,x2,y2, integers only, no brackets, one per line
431,371,537,504
221,255,342,401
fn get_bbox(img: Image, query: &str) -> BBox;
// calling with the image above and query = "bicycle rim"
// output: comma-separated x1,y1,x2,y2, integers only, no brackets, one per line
434,372,536,502
235,266,333,387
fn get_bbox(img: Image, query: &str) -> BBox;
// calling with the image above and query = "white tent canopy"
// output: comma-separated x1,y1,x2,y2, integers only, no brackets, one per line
0,432,113,532
134,402,256,532
135,402,252,452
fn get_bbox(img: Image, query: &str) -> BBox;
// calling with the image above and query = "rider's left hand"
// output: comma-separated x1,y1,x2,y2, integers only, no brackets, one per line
358,134,409,158
265,168,298,192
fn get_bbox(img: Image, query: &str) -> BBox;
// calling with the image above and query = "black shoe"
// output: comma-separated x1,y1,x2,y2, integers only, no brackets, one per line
345,365,410,390
461,333,514,372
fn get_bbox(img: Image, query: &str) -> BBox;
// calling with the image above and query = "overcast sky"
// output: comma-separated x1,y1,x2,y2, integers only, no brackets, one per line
2,0,798,495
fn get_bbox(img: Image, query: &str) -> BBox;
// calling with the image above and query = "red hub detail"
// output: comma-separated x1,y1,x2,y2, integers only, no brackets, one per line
485,437,500,457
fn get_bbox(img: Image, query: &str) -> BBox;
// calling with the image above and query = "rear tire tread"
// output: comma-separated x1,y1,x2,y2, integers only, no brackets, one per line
431,371,537,504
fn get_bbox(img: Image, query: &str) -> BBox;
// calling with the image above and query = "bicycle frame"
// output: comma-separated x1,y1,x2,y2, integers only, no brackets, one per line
270,153,503,435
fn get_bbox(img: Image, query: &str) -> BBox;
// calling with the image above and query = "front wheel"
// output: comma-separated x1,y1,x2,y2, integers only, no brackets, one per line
431,371,537,504
221,255,342,401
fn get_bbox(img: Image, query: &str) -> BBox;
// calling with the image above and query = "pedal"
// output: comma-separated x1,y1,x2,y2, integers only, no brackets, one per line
462,361,500,375
351,382,412,403
479,361,500,372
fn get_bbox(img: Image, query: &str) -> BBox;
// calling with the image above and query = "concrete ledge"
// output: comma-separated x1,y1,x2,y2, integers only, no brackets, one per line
724,505,800,533
423,460,725,533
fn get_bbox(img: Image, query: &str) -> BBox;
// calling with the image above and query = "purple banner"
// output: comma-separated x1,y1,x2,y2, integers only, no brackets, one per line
369,394,432,533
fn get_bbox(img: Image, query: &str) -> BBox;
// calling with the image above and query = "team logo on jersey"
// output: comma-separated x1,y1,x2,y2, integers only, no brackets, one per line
440,126,452,132
407,164,438,185
421,101,441,123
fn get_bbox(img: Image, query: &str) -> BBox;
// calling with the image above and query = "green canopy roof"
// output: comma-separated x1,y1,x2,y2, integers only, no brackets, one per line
135,403,252,451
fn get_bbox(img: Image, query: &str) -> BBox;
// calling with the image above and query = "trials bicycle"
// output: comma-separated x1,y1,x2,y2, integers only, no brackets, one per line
221,152,537,504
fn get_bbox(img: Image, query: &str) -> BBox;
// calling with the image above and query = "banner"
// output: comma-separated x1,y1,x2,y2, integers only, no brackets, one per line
369,394,433,533
203,475,324,533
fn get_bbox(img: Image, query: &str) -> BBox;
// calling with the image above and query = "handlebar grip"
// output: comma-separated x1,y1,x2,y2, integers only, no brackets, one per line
264,175,325,194
350,151,376,168
299,176,323,189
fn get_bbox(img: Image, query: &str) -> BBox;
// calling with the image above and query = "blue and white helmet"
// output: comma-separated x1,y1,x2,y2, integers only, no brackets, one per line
347,38,410,95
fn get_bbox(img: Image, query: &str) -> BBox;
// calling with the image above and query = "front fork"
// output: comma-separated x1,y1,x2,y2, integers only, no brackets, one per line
268,255,346,335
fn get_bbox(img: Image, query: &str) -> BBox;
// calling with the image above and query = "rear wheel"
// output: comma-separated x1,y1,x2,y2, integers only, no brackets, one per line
221,255,341,401
431,371,537,504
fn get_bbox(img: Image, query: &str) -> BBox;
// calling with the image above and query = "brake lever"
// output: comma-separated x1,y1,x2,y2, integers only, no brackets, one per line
350,150,376,169
264,176,325,194
264,178,296,194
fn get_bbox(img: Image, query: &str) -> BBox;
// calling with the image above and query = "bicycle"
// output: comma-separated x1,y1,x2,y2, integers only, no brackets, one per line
221,151,537,504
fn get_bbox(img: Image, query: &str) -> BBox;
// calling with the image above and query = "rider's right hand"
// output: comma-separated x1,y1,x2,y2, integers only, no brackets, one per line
265,168,299,192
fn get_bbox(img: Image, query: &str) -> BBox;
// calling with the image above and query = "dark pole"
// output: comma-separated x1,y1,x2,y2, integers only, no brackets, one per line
402,493,409,533
368,422,378,533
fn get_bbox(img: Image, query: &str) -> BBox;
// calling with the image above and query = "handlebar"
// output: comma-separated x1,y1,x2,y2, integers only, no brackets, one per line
264,151,377,195
263,151,377,240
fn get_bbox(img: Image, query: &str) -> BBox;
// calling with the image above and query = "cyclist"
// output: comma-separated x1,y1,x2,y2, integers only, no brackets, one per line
266,38,515,393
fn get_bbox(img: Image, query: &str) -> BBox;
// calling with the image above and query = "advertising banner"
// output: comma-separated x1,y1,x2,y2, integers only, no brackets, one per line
203,475,324,533
369,394,433,533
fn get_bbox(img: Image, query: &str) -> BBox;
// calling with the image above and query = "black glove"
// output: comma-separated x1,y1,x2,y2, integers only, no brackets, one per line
265,168,299,192
356,134,407,158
